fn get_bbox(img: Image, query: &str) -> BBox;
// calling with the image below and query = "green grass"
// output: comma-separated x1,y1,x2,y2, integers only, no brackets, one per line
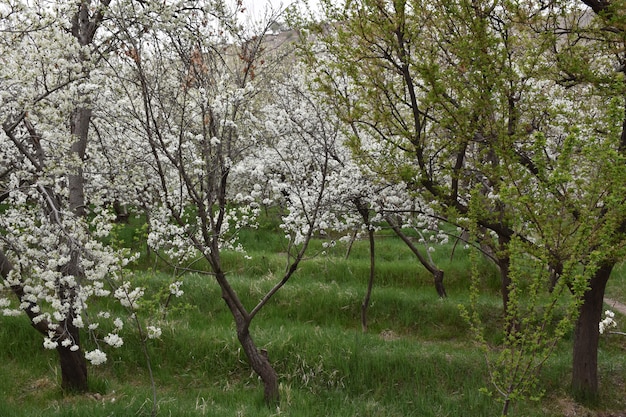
607,261,626,301
2,223,626,416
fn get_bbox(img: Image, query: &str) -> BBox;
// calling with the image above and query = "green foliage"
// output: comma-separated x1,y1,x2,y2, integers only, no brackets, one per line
302,0,626,409
460,184,587,415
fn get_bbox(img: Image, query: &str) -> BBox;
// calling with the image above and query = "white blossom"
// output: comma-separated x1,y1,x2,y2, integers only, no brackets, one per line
169,281,184,297
85,349,107,365
113,317,124,330
599,310,617,334
146,326,162,339
43,337,58,350
104,333,124,348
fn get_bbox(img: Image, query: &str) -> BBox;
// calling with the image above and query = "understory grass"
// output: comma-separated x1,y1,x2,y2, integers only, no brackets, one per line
1,219,626,416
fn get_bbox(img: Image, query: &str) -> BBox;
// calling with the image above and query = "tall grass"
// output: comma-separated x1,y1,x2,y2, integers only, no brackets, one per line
1,220,626,416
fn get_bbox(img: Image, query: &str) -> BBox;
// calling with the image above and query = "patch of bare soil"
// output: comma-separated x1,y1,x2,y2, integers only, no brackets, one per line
553,397,626,417
556,397,588,417
379,329,399,341
604,298,626,317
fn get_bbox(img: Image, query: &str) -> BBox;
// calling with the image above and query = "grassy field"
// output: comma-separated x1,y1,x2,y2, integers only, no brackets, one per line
1,218,626,416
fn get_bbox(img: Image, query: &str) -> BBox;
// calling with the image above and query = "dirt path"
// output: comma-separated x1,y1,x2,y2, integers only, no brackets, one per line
604,297,626,316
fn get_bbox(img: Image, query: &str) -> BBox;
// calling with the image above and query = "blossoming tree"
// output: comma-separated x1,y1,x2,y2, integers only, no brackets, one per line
0,0,147,391
106,1,349,404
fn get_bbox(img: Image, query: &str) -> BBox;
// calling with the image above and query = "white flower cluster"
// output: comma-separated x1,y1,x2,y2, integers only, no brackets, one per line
147,207,198,263
169,281,184,297
103,333,124,348
228,65,452,257
102,316,125,349
146,325,162,339
0,197,139,356
114,282,144,310
0,0,222,372
599,310,617,334
85,349,107,366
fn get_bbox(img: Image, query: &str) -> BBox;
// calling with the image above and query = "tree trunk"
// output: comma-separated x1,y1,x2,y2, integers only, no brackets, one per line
499,255,511,317
572,262,613,402
498,253,520,337
61,0,107,391
433,270,447,299
385,215,447,298
57,327,88,392
216,271,279,406
65,73,92,392
496,234,518,337
59,250,89,392
68,107,91,217
344,229,358,260
361,226,376,332
113,200,129,223
496,234,512,316
237,326,279,406
0,249,13,285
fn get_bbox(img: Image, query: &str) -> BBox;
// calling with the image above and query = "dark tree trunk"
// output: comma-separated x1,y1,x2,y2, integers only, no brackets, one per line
433,270,446,299
0,250,13,285
64,48,93,389
59,250,89,392
572,262,613,401
496,234,518,336
344,229,358,260
64,21,94,391
237,326,279,406
217,271,279,406
499,255,511,317
361,226,376,332
68,107,91,217
57,327,88,392
496,234,512,316
113,200,129,223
